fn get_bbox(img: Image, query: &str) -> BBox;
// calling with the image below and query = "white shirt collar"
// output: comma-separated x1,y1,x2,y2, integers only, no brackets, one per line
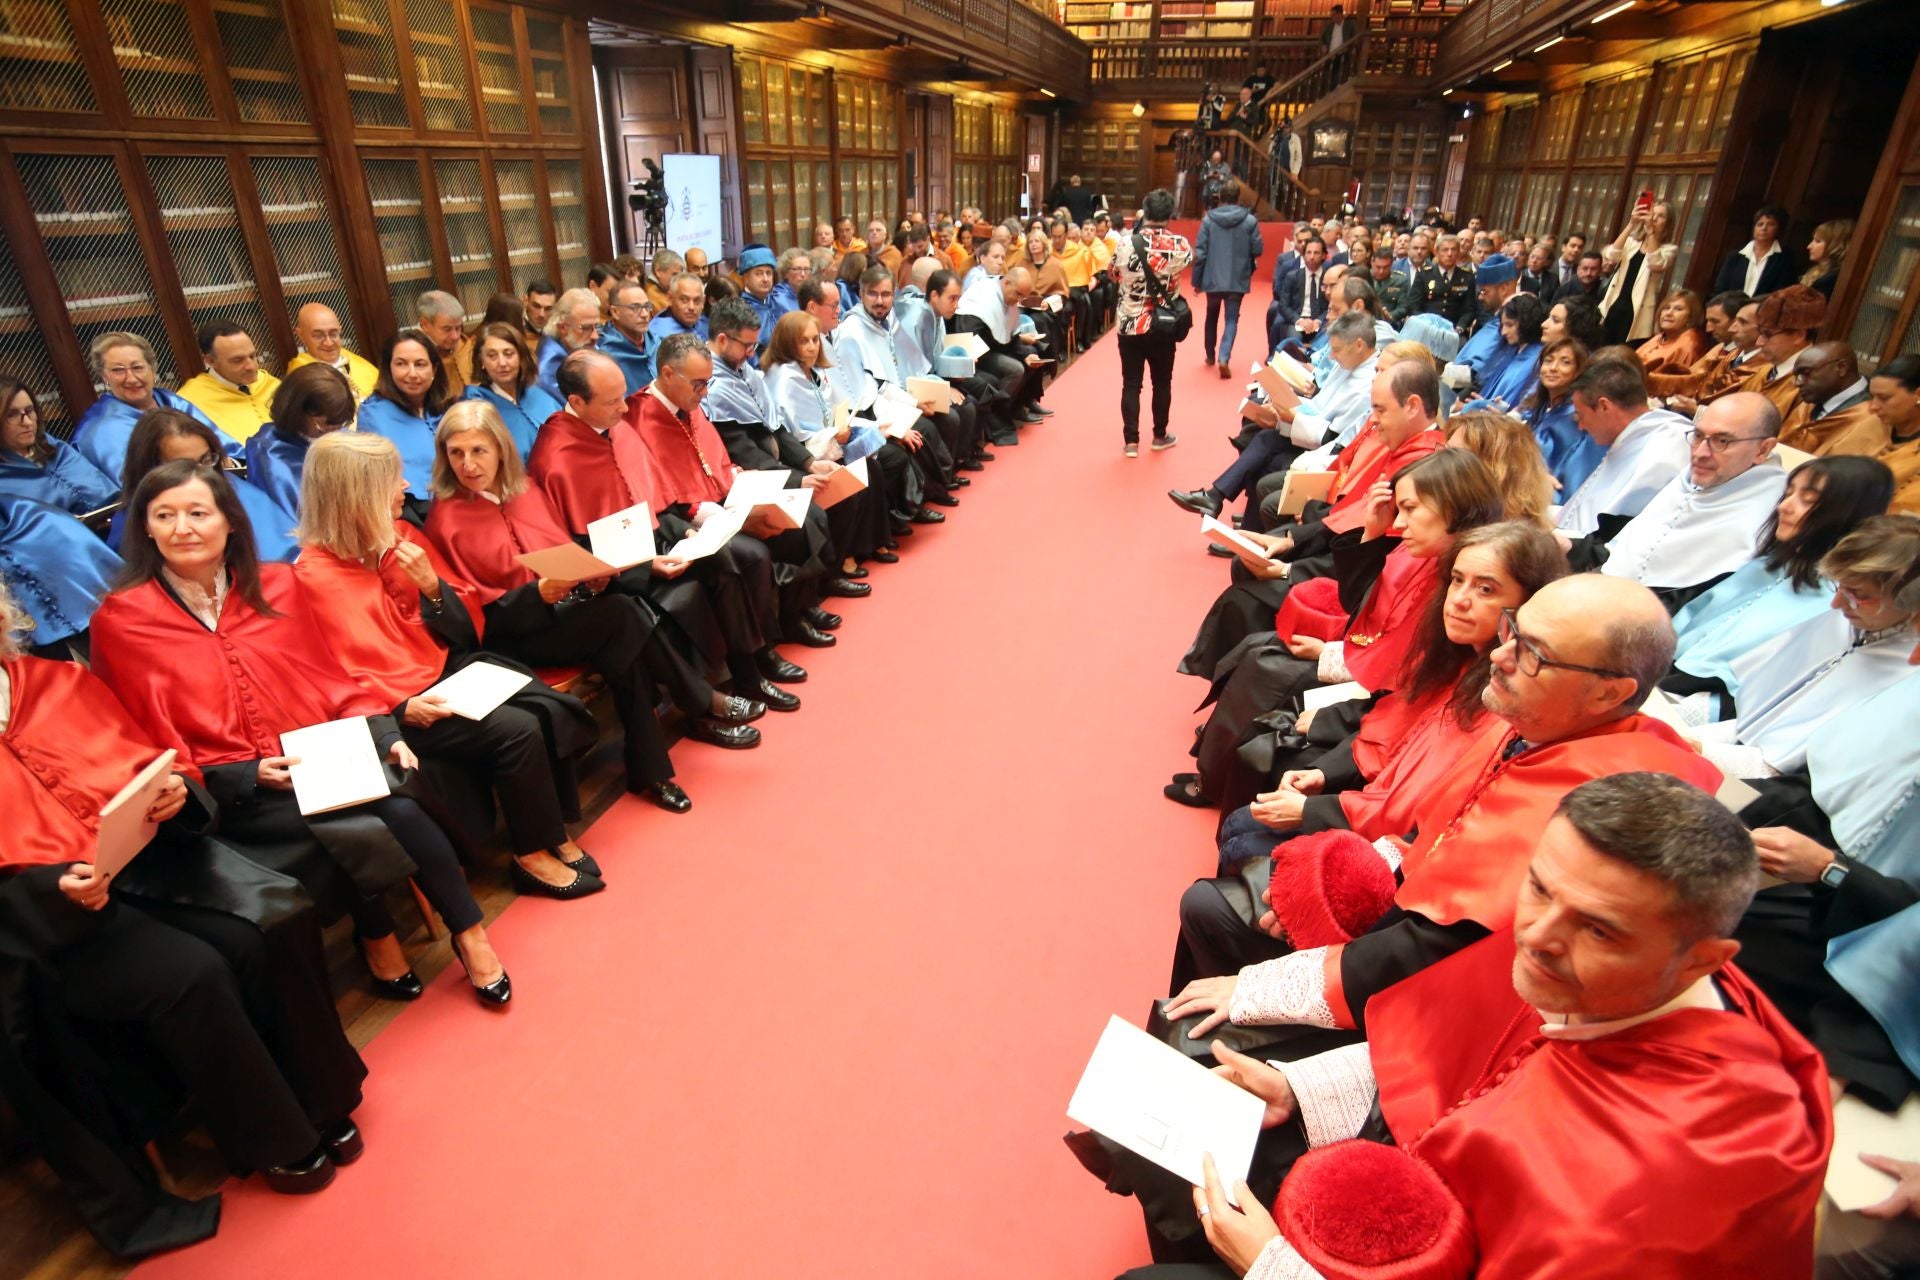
206,368,254,395
1538,973,1725,1041
161,565,229,629
1741,241,1780,264
1821,377,1869,417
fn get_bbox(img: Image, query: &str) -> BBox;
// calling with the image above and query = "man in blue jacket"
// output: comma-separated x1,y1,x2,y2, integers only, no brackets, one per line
1193,181,1264,380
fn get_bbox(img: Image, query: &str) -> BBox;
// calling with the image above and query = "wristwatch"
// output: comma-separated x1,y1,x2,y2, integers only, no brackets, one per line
1819,857,1850,889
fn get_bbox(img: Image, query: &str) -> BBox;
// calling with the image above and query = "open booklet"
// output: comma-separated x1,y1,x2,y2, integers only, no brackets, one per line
1066,1015,1264,1207
1269,349,1316,393
517,501,654,579
814,456,869,510
1828,1091,1920,1211
1202,514,1285,574
872,389,924,441
724,470,812,531
1274,470,1334,518
1254,364,1301,410
906,375,961,414
668,504,747,561
280,716,391,817
94,748,178,881
422,659,533,721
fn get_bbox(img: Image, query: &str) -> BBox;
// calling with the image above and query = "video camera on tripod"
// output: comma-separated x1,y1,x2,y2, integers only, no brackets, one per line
629,157,668,254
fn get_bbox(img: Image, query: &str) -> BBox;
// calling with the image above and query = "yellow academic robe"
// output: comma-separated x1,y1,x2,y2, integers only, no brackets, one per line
286,349,379,401
175,370,282,443
1059,239,1092,289
1874,433,1920,515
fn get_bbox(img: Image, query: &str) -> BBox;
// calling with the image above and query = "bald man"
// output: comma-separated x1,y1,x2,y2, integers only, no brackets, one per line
1777,340,1889,458
285,302,378,399
683,246,711,280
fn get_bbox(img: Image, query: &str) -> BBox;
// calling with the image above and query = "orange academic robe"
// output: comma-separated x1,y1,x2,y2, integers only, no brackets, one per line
1370,932,1831,1279
1778,395,1892,458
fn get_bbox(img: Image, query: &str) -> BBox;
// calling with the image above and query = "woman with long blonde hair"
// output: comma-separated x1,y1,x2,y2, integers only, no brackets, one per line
1801,218,1853,298
1443,409,1557,527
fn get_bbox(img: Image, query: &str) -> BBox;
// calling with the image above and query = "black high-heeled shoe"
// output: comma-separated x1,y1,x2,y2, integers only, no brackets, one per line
368,968,424,1001
449,933,512,1007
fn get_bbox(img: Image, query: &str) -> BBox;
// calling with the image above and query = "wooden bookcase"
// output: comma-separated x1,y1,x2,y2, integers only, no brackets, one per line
0,0,604,438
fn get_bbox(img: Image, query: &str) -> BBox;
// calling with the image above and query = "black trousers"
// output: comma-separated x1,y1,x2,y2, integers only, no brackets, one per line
1119,329,1178,444
56,902,348,1172
1172,875,1293,991
978,350,1041,416
484,592,684,788
403,705,572,862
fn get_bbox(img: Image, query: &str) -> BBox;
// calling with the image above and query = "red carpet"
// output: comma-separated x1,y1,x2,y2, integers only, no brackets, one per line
137,268,1277,1278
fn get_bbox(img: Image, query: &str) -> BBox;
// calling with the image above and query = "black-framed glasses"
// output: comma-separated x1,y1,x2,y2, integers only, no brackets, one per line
1497,609,1631,679
1684,429,1770,454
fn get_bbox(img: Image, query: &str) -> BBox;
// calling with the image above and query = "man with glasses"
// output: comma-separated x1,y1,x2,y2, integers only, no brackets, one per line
1154,572,1720,1098
834,266,962,513
636,272,710,393
1583,391,1788,611
1734,283,1825,418
630,332,836,650
1778,340,1887,458
285,302,377,401
535,286,603,402
595,279,656,395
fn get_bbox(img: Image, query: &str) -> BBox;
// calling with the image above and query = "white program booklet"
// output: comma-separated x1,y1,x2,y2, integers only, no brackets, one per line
725,469,790,509
1302,680,1370,712
669,505,747,561
906,375,960,413
872,395,923,441
942,332,988,360
94,749,178,880
1066,1015,1265,1207
815,457,869,510
1202,514,1284,574
586,501,655,570
280,716,391,817
422,660,533,721
1827,1092,1920,1211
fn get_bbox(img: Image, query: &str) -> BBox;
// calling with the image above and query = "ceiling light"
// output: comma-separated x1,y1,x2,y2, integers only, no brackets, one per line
1131,101,1145,117
1490,58,1513,71
1039,88,1056,98
1533,34,1564,52
1589,0,1634,22
1441,87,1454,96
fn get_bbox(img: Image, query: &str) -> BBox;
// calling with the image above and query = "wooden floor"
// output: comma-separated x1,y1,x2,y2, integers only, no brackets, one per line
0,696,632,1280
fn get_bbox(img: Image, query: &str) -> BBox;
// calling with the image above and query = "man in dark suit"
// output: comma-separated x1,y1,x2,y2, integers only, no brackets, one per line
1554,250,1605,305
1266,239,1304,357
1518,242,1553,298
1416,233,1475,331
1270,236,1329,352
1554,232,1586,290
1320,3,1358,51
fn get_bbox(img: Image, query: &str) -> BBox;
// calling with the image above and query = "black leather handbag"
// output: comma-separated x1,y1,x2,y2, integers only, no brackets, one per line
1134,232,1193,342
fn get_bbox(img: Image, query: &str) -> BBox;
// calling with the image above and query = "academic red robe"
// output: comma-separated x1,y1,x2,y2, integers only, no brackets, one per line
1369,932,1831,1279
1338,547,1438,693
625,389,736,510
0,656,173,868
424,488,576,605
1340,693,1503,841
527,410,655,535
1318,714,1720,1027
291,522,489,706
90,567,390,770
1320,426,1445,535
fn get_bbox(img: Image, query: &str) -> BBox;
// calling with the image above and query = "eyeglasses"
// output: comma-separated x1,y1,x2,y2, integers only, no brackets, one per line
1835,583,1883,609
104,362,152,378
1684,429,1770,454
1497,609,1631,679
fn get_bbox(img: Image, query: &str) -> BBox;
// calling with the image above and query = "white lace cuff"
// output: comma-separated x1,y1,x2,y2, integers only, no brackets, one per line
1245,1235,1327,1280
1372,836,1404,873
1316,642,1349,684
1274,1042,1376,1149
1232,948,1336,1027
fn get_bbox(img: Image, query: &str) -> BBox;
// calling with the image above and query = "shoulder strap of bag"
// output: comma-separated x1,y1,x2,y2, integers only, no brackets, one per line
1134,231,1169,305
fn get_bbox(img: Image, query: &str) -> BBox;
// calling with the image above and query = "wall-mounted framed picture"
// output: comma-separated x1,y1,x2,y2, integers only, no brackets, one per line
1309,119,1354,166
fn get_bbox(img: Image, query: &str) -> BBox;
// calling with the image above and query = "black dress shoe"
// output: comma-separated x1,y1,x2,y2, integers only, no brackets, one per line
644,780,692,813
1168,488,1224,517
712,694,766,723
825,577,871,598
1030,404,1056,417
1014,409,1046,424
369,969,424,1001
871,547,900,563
890,514,914,535
975,449,997,461
1208,542,1236,558
686,718,762,749
791,621,837,647
844,565,870,578
560,848,602,878
323,1119,364,1167
957,460,985,472
909,507,946,525
926,493,961,508
264,1148,335,1195
756,650,808,683
805,606,842,630
950,475,972,488
756,678,802,711
510,859,606,900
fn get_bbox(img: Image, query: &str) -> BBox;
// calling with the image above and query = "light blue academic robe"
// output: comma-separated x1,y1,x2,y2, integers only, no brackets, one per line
71,388,241,481
356,394,441,497
1672,558,1834,712
463,383,563,459
596,328,652,397
0,493,122,644
1526,397,1604,495
639,313,710,394
0,438,118,514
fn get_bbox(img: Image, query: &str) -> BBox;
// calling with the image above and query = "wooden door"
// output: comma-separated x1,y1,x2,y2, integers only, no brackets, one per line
688,46,741,256
597,46,691,253
924,94,951,217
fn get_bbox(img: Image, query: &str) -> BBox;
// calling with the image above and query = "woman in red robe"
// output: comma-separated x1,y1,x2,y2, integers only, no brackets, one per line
1176,450,1508,807
291,431,604,934
90,459,511,1005
425,401,767,813
0,582,366,1244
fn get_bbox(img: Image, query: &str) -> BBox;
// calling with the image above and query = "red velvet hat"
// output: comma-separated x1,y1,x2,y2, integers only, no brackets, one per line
1278,1140,1475,1280
1273,574,1350,644
1268,830,1397,948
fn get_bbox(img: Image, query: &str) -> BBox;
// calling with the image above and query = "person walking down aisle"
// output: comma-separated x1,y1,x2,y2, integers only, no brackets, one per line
1193,181,1263,381
1112,187,1193,458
